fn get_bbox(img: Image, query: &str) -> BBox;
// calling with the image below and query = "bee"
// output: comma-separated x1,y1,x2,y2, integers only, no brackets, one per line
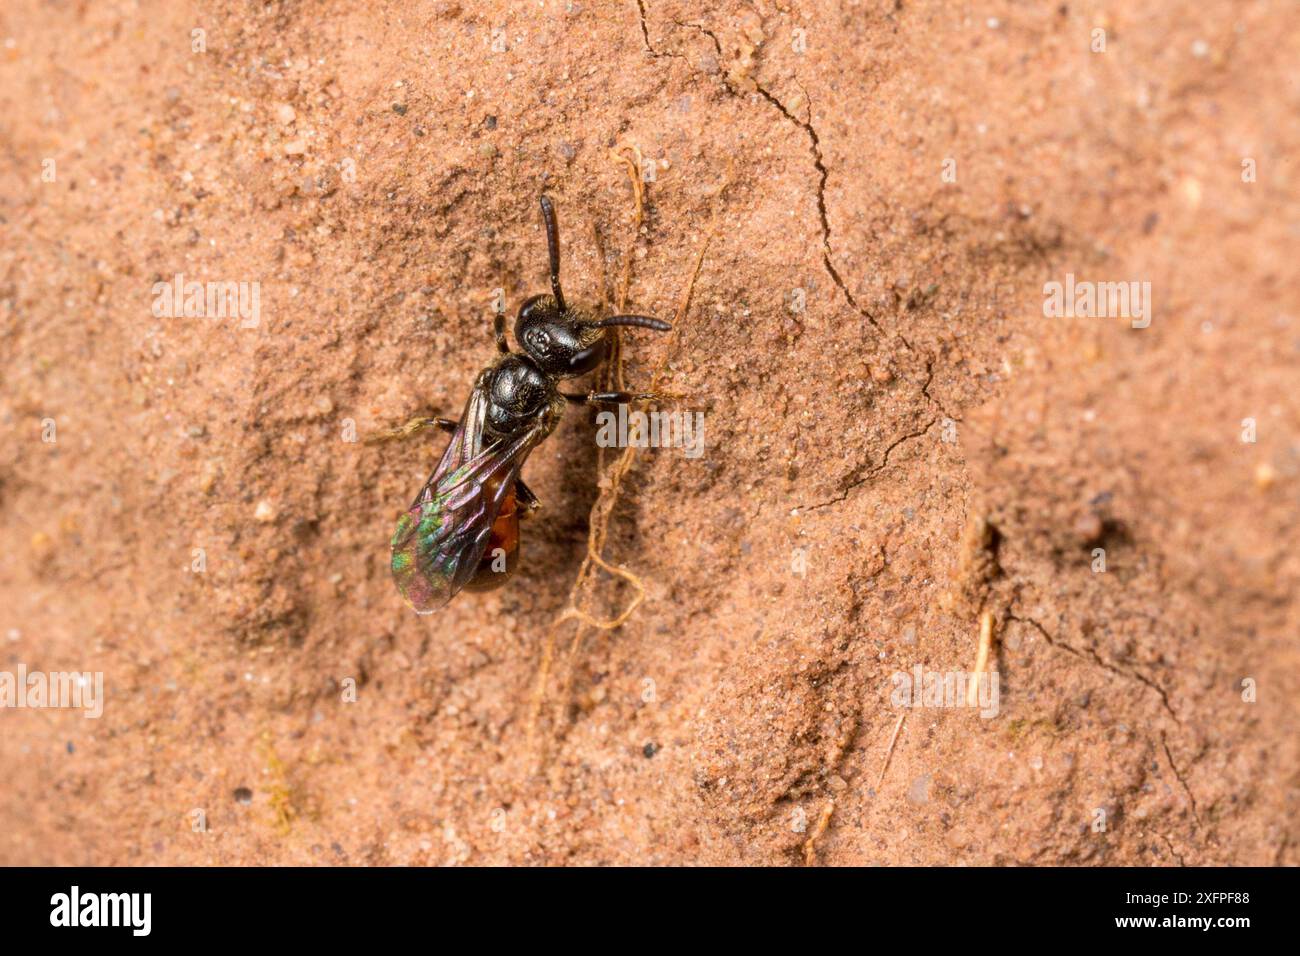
385,195,671,614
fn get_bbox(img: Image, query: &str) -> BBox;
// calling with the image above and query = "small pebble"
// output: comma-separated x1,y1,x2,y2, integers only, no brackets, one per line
906,773,931,805
1074,512,1104,545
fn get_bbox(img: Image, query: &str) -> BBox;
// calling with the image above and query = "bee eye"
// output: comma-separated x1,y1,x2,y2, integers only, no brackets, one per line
529,329,550,353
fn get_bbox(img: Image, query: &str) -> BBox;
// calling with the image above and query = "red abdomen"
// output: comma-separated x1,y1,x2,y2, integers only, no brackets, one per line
465,487,520,590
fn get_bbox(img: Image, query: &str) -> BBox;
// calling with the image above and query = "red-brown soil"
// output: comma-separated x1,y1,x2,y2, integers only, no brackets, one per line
1,0,1296,865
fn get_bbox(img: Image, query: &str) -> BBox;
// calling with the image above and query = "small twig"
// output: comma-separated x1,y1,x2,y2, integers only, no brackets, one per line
527,156,729,763
967,609,997,707
802,801,835,866
876,712,907,788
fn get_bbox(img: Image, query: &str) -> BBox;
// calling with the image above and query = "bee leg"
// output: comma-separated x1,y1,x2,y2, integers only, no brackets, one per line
563,390,658,405
515,478,542,519
363,416,456,445
493,311,509,354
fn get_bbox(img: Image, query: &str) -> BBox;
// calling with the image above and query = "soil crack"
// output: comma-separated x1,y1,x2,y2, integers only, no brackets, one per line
1159,832,1188,866
1161,733,1203,829
796,416,937,513
921,356,960,423
637,9,906,350
635,1,683,61
747,80,892,345
1010,611,1203,831
1009,610,1182,726
635,9,944,514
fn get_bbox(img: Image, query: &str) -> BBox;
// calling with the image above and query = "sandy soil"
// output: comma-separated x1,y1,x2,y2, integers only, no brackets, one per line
1,0,1297,865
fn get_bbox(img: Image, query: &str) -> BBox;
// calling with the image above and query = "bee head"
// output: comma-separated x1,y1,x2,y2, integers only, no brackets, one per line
515,196,672,378
515,295,607,378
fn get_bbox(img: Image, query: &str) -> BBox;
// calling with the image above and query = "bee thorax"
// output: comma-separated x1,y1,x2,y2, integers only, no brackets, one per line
485,354,552,436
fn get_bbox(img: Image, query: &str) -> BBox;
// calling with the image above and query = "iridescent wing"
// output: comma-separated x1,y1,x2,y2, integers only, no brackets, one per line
390,380,549,614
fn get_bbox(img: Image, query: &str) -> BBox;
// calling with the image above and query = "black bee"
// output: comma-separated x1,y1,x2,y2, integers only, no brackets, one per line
388,195,670,614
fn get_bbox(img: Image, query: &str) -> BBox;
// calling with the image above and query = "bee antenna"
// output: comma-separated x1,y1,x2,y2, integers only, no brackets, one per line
539,195,567,313
591,314,672,332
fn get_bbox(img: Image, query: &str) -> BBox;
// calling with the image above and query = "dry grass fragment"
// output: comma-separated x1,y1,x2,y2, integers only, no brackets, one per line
526,148,731,762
